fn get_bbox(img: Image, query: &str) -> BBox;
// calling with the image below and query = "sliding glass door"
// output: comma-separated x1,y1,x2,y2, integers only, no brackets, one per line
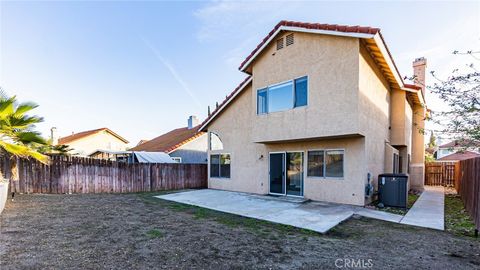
269,153,285,195
286,152,303,196
269,152,303,197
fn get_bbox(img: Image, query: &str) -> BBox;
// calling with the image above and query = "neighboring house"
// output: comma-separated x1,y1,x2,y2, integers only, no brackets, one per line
130,116,207,164
438,150,480,161
136,139,149,146
436,140,480,159
56,128,129,156
199,21,427,206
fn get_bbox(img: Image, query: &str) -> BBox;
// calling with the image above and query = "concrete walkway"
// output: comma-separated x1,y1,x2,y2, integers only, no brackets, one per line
157,189,402,233
400,186,445,230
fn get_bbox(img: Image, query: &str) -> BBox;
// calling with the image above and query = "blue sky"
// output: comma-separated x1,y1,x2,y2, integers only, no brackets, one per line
1,1,479,145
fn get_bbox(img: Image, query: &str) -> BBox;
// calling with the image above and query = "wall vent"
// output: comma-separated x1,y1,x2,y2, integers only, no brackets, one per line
286,33,294,46
276,38,284,50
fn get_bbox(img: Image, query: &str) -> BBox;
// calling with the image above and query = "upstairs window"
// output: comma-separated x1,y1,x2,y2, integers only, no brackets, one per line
256,76,308,114
269,81,293,113
257,88,268,114
294,76,308,107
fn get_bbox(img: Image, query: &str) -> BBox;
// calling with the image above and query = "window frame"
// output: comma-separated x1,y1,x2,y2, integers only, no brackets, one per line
210,153,231,179
306,148,345,179
256,76,308,115
306,150,325,178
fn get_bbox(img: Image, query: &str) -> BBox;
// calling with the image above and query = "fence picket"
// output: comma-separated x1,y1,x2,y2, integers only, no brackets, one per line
5,155,207,195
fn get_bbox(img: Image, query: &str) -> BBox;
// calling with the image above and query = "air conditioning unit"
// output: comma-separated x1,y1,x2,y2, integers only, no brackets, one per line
378,173,408,208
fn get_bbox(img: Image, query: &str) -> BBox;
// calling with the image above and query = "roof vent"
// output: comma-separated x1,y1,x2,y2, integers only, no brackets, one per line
276,38,284,50
286,33,294,46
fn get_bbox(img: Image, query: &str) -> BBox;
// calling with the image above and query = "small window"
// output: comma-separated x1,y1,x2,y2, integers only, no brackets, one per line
294,76,307,107
276,38,284,50
171,157,182,163
307,150,324,177
325,150,344,178
286,33,294,46
393,153,399,173
210,155,220,177
210,154,230,178
407,154,411,173
257,88,268,114
220,154,231,178
209,132,223,151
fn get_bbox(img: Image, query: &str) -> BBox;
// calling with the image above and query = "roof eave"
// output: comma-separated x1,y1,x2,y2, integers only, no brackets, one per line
199,77,253,132
240,25,377,73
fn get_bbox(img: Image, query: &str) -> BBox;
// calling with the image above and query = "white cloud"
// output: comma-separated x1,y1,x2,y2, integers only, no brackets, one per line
194,0,300,42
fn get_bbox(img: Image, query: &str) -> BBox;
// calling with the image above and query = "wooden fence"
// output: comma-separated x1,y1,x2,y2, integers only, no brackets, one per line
456,157,480,231
425,161,460,187
0,155,207,194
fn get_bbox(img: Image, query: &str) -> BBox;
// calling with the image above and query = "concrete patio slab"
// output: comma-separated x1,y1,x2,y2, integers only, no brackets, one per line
400,186,445,230
156,189,404,233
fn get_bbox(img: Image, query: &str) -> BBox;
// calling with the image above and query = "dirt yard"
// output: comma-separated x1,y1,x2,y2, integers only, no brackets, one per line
1,191,479,269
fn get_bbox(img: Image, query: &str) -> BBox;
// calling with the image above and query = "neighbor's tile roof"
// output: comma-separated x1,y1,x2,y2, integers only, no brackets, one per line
58,128,129,145
130,125,205,153
438,150,480,161
239,20,381,71
439,139,480,148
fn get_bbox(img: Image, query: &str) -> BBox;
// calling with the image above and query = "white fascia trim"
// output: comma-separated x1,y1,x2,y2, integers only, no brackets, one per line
199,77,253,131
373,33,404,88
401,87,425,105
240,25,376,73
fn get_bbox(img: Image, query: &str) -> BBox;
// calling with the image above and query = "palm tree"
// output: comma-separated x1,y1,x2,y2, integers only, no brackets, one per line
0,89,48,183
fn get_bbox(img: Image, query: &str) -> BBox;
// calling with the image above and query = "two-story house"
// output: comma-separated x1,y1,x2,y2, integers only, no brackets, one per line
199,21,426,206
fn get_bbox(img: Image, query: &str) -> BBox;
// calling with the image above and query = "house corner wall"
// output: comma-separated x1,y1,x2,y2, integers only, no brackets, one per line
410,103,425,191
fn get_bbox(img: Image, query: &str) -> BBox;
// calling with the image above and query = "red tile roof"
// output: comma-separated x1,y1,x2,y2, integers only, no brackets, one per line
438,150,480,161
439,139,480,148
130,125,205,153
58,128,129,145
239,20,381,71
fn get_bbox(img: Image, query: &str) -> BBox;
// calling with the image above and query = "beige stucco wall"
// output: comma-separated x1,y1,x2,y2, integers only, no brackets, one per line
410,103,426,190
251,32,361,142
358,43,391,191
207,83,367,205
66,131,128,156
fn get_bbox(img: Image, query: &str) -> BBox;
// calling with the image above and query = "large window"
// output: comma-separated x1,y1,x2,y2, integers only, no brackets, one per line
256,76,308,114
210,154,231,178
307,150,344,178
